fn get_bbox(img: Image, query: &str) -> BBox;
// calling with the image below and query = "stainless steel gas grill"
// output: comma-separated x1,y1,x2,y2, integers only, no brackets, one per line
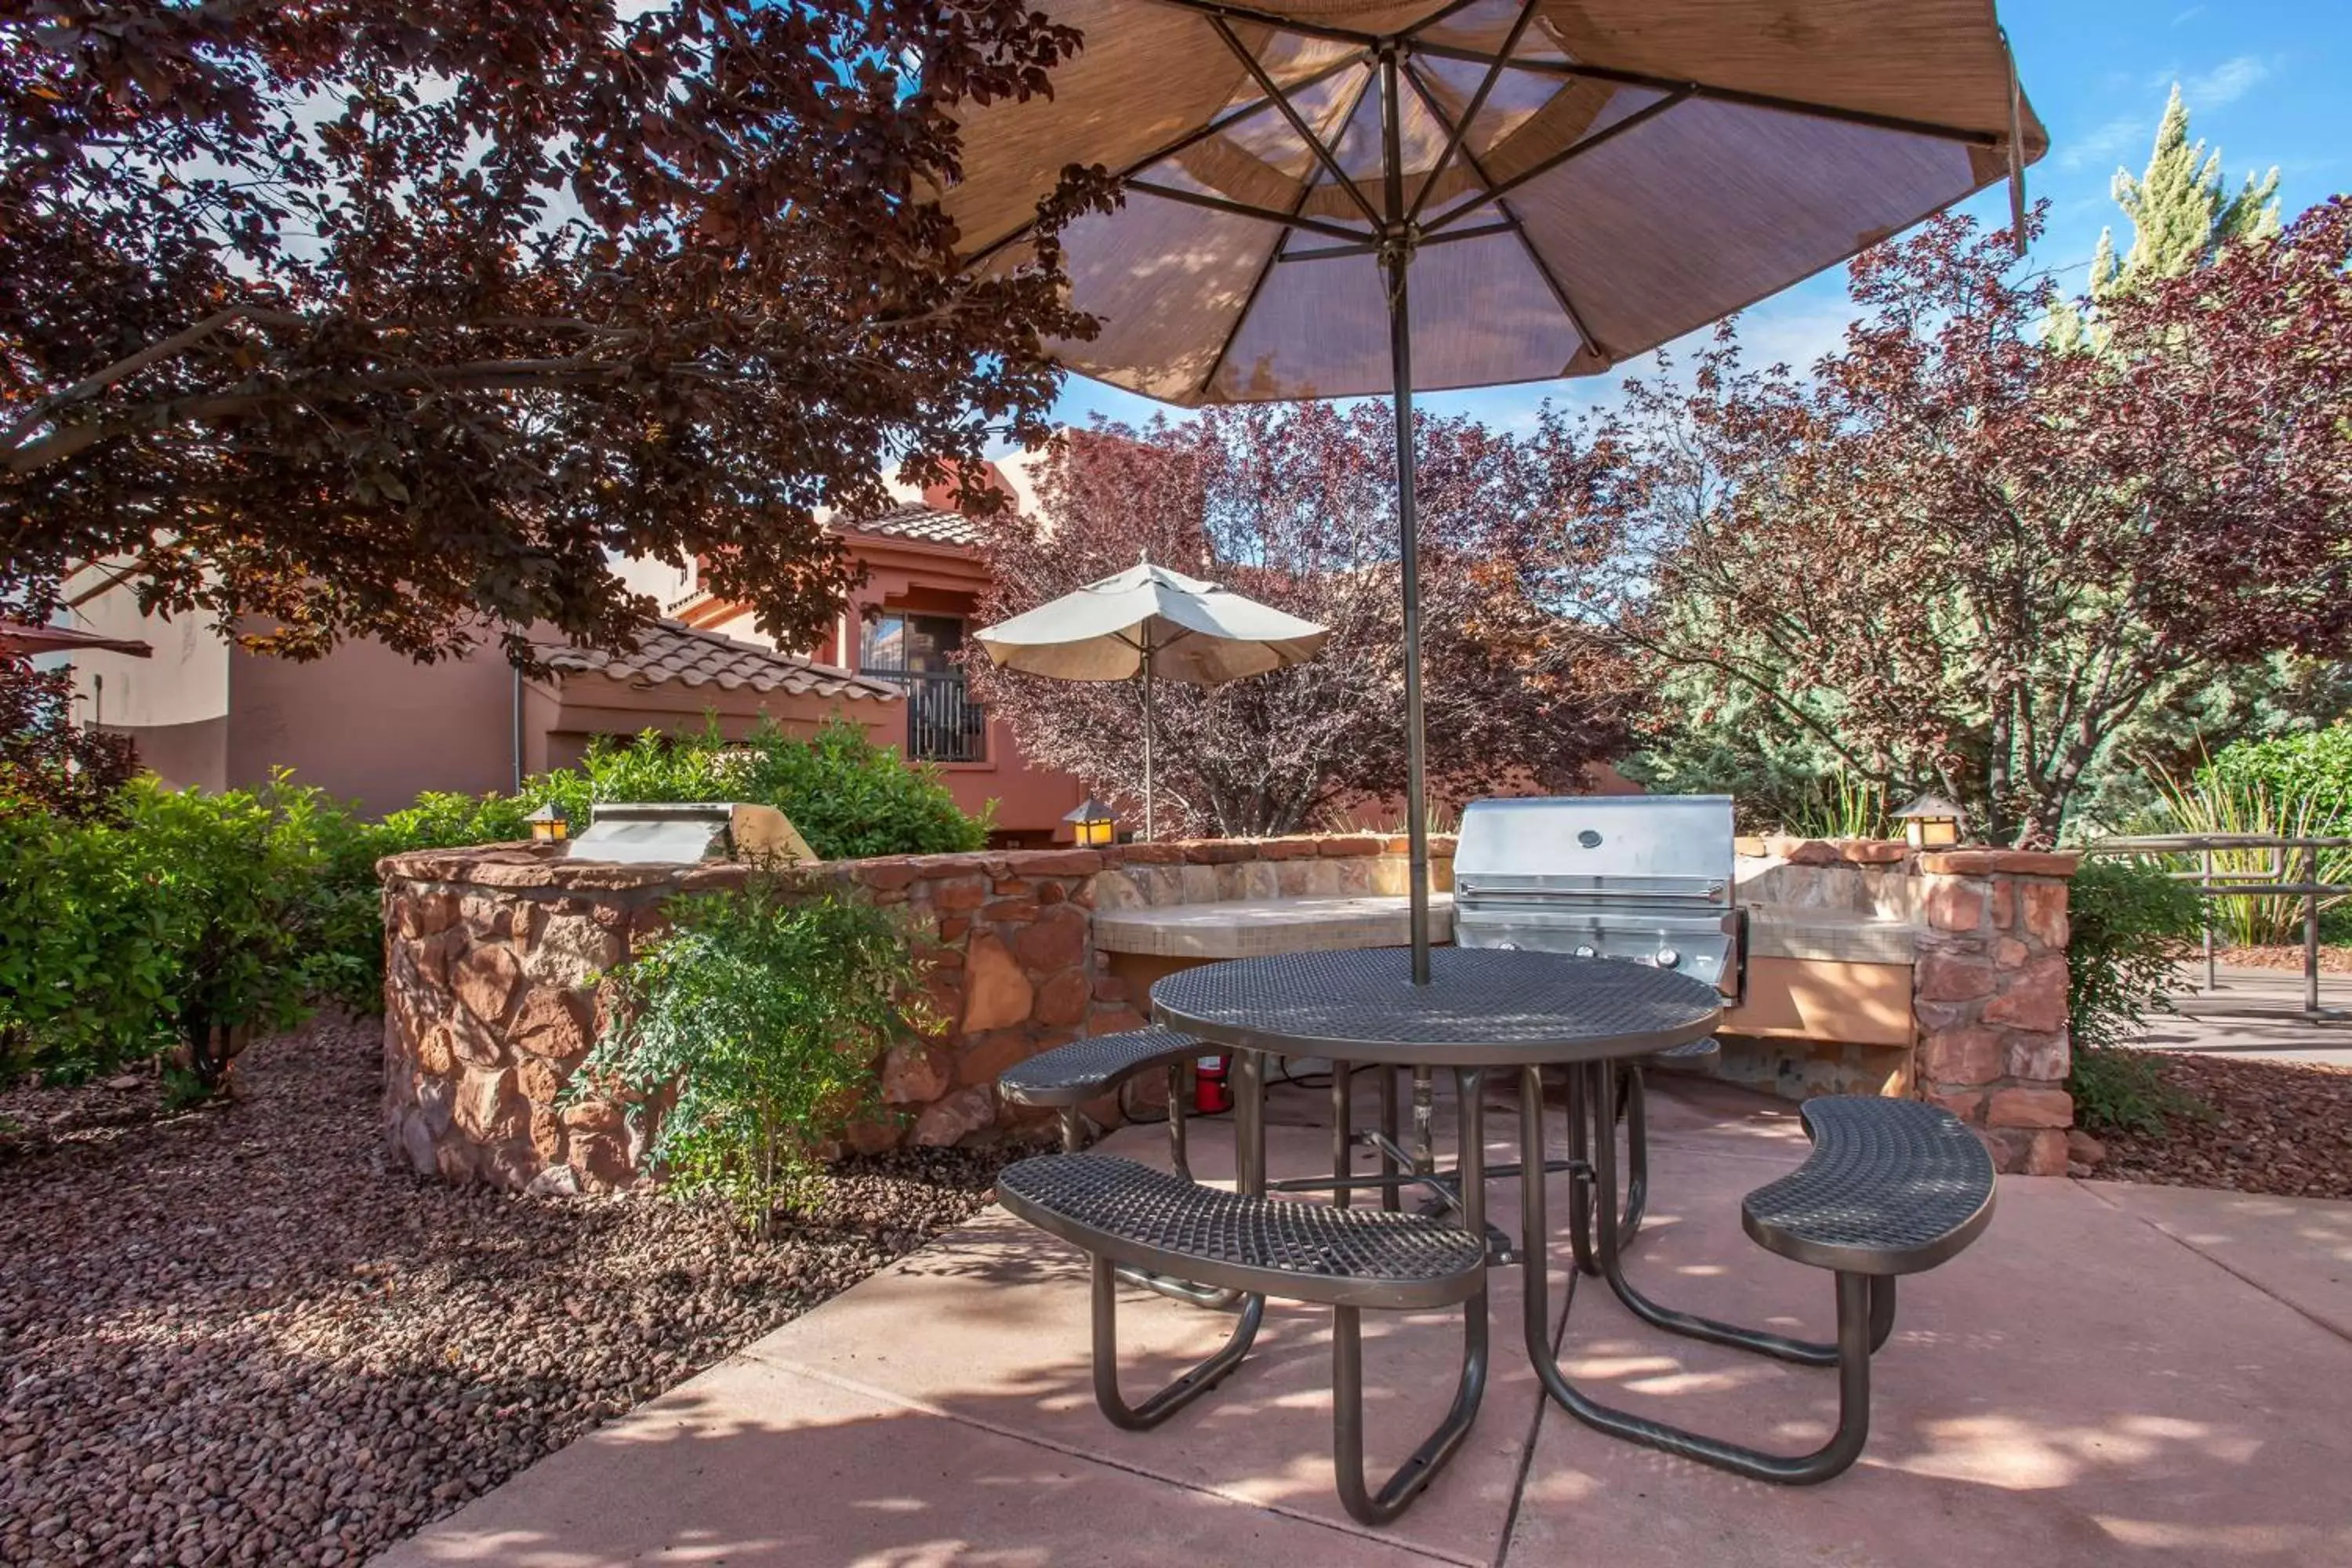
1452,796,1745,1002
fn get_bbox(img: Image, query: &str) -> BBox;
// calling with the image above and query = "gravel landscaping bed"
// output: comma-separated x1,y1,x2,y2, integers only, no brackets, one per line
2087,1047,2352,1202
0,1018,1032,1567
2213,944,2352,974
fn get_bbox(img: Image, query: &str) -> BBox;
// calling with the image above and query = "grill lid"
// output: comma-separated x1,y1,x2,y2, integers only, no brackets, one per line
1454,797,1733,906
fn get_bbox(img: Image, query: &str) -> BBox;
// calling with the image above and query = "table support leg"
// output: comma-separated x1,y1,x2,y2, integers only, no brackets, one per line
1333,1066,1491,1526
1332,1059,1355,1210
1519,1066,1875,1484
1578,1060,1839,1367
1378,1065,1401,1213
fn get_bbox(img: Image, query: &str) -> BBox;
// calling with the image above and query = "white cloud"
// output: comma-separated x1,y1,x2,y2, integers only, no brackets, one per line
2172,5,2207,24
2061,114,2147,172
2183,54,2274,109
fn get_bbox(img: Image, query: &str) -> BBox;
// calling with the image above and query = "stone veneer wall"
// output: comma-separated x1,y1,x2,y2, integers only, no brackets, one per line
379,834,1453,1194
1911,848,2079,1177
1726,837,2078,1173
381,830,2071,1189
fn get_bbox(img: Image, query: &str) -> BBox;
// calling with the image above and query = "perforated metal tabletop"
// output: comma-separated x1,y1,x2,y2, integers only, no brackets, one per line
1149,947,1722,1066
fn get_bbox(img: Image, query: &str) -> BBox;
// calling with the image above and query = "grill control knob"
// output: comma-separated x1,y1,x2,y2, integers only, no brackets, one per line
1573,944,1597,958
1494,942,1521,951
1656,947,1682,968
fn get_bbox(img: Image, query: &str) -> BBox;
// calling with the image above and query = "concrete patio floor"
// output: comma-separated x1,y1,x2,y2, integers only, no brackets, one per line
377,1075,2352,1567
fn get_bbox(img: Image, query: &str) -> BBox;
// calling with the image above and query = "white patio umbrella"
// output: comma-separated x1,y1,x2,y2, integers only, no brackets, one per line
974,557,1330,839
944,0,2044,982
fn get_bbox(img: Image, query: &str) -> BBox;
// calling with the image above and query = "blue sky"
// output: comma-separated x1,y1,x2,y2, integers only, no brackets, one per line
1043,0,2350,438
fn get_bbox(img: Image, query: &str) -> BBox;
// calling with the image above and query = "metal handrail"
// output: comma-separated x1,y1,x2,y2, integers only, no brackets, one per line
2087,833,2349,1022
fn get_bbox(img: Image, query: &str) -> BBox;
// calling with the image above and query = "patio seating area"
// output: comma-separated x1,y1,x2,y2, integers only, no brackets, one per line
378,1070,2352,1567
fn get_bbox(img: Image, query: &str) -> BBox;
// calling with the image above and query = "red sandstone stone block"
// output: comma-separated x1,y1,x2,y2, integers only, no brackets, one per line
935,916,971,942
2005,1029,2069,1081
1918,849,2080,878
992,877,1033,895
677,863,756,895
914,1086,996,1146
1989,880,2015,929
454,944,523,1026
959,935,1032,1033
1089,1005,1149,1036
881,1043,950,1105
851,860,922,892
1037,881,1068,906
1832,839,1911,865
1988,1086,2073,1129
1994,938,2027,967
1915,950,1997,1003
1091,975,1130,1003
1033,970,1092,1029
982,897,1040,924
1983,955,2067,1032
1918,1026,2004,1086
2020,880,2070,947
1258,840,1306,861
1923,878,1987,933
1926,1087,1987,1122
927,877,989,913
1762,836,1841,866
513,987,590,1063
1119,844,1185,864
1320,836,1384,857
1003,849,1105,877
1012,906,1088,972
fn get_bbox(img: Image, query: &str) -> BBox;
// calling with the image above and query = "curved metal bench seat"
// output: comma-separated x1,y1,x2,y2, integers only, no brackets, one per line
998,1154,1488,1312
997,1027,1200,1109
1743,1098,1997,1276
1649,1035,1720,1073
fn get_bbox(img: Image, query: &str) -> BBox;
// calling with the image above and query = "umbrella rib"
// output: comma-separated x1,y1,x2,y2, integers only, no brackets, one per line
1138,0,1383,49
1196,64,1377,400
960,48,1370,270
1125,179,1372,244
1400,61,1610,362
1405,41,2009,150
1404,0,1543,227
1421,87,1691,236
1207,16,1385,230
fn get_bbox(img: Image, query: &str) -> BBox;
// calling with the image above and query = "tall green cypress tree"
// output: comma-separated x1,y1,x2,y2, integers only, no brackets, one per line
2047,85,2279,350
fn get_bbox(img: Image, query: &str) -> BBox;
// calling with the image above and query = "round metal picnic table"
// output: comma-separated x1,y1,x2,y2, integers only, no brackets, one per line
1152,946,1848,1482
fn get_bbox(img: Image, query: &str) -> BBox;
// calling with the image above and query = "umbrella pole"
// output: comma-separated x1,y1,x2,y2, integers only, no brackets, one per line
1143,655,1155,841
1378,47,1432,985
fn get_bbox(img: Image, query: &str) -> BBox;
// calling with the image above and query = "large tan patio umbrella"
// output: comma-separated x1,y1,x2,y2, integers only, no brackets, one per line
945,0,2045,979
975,557,1330,839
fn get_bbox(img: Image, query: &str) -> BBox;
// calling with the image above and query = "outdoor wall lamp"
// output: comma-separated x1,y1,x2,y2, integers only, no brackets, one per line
525,803,571,844
1893,794,1965,850
1064,798,1117,848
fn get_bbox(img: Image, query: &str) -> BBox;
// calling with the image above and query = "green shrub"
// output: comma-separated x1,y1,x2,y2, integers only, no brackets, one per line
2144,755,2352,946
2068,1047,2204,1139
573,885,935,1233
521,717,988,858
303,790,536,1019
0,778,328,1083
2067,855,2203,1056
2204,725,2352,826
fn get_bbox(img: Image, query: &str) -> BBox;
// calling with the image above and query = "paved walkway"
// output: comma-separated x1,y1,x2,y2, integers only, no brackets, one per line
376,1078,2352,1567
2147,964,2352,1067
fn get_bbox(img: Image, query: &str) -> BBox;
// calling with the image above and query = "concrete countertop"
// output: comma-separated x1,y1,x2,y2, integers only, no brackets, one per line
1092,894,1455,960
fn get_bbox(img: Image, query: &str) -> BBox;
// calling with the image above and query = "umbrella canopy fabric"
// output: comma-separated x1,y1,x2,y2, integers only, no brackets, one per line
946,0,2040,975
946,0,2045,405
973,561,1329,684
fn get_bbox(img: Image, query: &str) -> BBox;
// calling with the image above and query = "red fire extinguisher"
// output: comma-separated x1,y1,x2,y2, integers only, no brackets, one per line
1194,1053,1232,1114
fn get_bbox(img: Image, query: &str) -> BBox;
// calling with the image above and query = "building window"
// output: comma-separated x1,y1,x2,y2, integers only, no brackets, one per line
861,613,984,763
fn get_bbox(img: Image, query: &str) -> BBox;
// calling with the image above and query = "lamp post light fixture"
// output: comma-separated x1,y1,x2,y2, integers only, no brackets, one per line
525,803,571,845
1893,793,1965,851
1064,798,1117,848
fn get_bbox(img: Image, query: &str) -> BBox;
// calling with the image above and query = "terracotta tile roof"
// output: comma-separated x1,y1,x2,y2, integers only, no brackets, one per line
539,621,901,702
834,503,984,550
